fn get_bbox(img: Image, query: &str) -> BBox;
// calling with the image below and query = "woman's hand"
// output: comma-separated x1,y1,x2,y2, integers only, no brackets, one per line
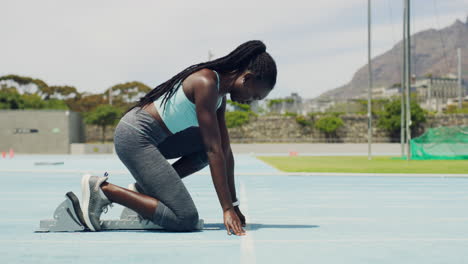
234,206,246,227
223,208,246,236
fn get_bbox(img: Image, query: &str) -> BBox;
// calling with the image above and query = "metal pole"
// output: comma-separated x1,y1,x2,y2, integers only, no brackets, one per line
436,80,440,112
109,88,112,105
428,77,432,110
401,1,406,158
405,0,412,160
459,48,463,109
367,0,373,160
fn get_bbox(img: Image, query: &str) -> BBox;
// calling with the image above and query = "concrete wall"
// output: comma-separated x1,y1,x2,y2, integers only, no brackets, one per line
69,111,86,143
70,143,115,154
86,125,113,143
228,115,392,143
0,110,84,154
227,114,468,143
84,113,468,144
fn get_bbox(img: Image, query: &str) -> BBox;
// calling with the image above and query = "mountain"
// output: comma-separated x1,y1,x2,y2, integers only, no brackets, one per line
318,17,468,100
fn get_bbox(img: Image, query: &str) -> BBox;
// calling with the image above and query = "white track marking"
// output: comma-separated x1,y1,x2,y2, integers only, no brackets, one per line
3,238,468,244
1,169,468,178
240,181,256,264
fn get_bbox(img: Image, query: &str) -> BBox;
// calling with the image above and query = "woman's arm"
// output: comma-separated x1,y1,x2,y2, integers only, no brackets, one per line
193,75,245,236
193,79,233,212
216,97,237,202
217,97,246,226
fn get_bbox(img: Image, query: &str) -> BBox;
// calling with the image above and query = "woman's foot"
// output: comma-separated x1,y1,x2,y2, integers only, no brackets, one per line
81,174,112,231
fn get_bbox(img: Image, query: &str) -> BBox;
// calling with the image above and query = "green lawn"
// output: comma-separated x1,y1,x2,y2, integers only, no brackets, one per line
257,156,468,174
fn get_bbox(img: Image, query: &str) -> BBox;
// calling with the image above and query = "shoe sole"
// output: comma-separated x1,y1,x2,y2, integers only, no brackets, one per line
65,191,88,229
81,174,97,231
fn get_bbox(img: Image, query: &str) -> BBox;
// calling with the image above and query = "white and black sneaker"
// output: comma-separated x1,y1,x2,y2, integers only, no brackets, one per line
81,174,112,231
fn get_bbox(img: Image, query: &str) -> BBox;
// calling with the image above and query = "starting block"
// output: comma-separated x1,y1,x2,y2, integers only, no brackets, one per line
36,192,204,232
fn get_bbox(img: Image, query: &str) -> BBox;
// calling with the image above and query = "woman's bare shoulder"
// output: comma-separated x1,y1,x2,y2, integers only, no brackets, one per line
186,68,217,86
183,69,219,100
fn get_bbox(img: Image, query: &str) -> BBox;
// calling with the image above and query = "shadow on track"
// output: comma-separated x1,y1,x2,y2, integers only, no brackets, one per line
203,223,320,231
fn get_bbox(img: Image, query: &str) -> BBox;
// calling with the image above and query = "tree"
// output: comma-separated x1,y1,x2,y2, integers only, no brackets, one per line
315,116,344,141
0,86,23,109
295,115,313,127
84,105,123,143
0,85,68,110
105,81,152,110
227,99,251,111
225,100,256,128
0,75,48,95
22,93,46,109
43,85,81,100
68,93,107,112
445,102,468,114
377,98,426,141
266,98,294,113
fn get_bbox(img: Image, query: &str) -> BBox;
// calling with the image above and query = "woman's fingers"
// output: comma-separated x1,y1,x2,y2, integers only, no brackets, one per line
226,222,245,236
225,222,231,235
234,221,246,235
224,210,246,236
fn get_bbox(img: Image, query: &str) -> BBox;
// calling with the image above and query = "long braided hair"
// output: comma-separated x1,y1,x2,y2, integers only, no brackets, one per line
127,40,277,113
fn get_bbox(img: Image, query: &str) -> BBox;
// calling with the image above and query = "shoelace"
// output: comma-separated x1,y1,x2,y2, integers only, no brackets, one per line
101,203,113,214
101,171,112,214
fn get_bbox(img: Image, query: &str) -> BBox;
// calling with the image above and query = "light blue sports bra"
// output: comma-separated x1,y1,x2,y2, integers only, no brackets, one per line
153,70,223,134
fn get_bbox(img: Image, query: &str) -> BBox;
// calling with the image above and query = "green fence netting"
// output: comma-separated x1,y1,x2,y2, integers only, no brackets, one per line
410,126,468,160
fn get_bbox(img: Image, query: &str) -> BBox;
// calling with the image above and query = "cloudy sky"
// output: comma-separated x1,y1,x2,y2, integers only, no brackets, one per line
1,0,467,99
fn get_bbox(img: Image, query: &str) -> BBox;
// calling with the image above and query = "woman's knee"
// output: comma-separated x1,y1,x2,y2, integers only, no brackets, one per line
170,209,200,232
180,208,200,231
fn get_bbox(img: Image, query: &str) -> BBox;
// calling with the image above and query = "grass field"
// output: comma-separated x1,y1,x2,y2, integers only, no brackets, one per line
257,156,468,174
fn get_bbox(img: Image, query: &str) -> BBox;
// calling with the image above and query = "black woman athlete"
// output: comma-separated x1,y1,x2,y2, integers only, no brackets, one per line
80,40,277,236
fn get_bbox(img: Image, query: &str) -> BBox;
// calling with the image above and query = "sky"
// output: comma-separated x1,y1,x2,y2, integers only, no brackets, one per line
1,0,467,99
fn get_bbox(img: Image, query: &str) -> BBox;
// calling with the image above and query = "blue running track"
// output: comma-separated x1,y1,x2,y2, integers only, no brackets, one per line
1,154,468,263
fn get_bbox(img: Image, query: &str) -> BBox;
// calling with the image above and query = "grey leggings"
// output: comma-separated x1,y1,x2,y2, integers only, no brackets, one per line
113,107,208,231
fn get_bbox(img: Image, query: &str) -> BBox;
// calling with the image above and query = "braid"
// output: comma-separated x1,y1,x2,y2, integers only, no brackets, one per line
126,40,277,114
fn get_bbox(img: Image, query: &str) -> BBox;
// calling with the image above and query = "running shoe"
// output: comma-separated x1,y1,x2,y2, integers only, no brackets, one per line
81,174,112,231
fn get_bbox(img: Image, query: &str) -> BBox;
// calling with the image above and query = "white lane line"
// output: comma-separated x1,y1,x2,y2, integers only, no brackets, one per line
4,217,468,224
6,217,468,224
266,205,468,209
3,191,468,195
1,169,468,178
241,217,468,223
433,218,468,222
0,192,66,195
240,181,256,264
0,169,130,175
0,239,240,244
3,238,468,244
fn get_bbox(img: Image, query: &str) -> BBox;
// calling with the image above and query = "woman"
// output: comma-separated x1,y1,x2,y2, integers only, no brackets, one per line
80,40,277,236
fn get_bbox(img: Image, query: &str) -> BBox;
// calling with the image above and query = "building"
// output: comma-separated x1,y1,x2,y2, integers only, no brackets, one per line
413,76,466,112
0,110,85,154
303,98,336,113
267,93,304,114
351,76,466,112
